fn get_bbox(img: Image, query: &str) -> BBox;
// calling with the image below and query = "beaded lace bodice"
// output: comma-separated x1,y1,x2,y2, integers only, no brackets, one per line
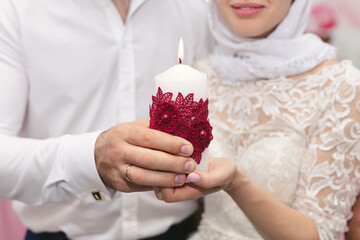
190,60,360,240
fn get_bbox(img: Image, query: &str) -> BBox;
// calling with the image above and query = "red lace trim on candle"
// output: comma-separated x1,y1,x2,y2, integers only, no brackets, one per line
150,87,213,164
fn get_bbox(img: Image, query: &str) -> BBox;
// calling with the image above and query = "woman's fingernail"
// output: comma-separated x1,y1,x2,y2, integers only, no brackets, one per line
187,173,200,183
181,145,192,155
175,175,186,184
184,161,195,172
156,192,163,200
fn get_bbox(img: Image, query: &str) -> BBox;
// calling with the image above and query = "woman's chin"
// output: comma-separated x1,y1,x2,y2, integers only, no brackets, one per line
232,25,276,39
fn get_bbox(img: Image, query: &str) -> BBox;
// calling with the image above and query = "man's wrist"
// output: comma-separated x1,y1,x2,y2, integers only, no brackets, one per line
62,131,114,202
94,130,108,179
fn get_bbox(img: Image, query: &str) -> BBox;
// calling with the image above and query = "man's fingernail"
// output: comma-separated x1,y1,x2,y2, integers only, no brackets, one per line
184,161,195,172
187,173,200,183
175,175,186,184
156,192,163,200
181,145,192,155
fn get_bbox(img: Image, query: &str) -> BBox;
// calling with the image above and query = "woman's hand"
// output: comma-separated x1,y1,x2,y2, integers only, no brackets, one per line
153,157,238,202
155,156,320,240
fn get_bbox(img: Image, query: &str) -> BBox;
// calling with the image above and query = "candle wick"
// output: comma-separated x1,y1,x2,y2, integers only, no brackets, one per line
178,58,182,64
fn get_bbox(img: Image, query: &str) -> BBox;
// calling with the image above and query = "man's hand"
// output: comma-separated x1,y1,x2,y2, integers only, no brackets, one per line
95,119,197,192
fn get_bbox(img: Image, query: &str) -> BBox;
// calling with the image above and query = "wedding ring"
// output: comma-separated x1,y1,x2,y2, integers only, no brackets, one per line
125,164,133,183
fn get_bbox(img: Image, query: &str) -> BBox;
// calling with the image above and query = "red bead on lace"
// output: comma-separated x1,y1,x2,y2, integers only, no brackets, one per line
150,87,213,164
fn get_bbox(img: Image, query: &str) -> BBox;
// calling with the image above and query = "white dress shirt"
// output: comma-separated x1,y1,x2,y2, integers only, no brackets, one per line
0,0,210,239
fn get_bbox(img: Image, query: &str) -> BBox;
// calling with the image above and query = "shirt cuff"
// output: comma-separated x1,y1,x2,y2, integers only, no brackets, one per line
62,131,115,202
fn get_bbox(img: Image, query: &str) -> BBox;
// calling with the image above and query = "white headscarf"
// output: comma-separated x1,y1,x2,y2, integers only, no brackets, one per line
207,0,337,84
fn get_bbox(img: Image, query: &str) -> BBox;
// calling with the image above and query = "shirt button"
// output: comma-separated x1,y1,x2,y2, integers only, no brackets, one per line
125,213,134,221
123,83,130,91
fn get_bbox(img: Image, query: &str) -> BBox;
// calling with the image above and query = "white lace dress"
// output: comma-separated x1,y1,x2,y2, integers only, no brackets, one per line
190,60,360,240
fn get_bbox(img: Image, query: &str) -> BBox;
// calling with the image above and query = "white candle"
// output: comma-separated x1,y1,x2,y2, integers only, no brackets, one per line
154,38,210,172
155,64,208,101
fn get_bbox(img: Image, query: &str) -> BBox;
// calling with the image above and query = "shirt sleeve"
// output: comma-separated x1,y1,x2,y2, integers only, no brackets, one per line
0,0,113,205
292,66,360,239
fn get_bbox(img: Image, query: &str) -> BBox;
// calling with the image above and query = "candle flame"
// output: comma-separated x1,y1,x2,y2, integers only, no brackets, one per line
178,38,184,64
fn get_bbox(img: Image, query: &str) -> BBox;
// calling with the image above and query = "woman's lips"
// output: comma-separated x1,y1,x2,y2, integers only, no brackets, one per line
231,3,265,18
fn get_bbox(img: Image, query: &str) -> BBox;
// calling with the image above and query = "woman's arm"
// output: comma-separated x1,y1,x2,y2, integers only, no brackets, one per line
225,166,319,240
156,157,319,240
346,196,360,240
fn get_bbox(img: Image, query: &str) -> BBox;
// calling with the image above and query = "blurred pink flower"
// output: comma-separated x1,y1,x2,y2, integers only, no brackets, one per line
306,4,338,37
0,199,26,240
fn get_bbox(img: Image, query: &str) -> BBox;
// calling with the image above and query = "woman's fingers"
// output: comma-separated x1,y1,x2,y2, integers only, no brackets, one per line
187,158,238,189
158,185,222,203
153,158,238,202
153,187,163,200
160,186,204,202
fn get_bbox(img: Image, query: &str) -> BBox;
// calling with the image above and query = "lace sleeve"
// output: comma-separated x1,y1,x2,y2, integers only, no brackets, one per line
293,66,360,239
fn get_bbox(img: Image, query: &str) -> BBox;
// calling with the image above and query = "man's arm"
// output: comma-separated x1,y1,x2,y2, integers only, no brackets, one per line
0,0,196,205
0,124,195,205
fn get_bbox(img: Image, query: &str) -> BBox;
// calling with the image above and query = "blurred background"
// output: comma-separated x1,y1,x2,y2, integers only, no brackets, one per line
1,0,360,239
306,0,360,67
